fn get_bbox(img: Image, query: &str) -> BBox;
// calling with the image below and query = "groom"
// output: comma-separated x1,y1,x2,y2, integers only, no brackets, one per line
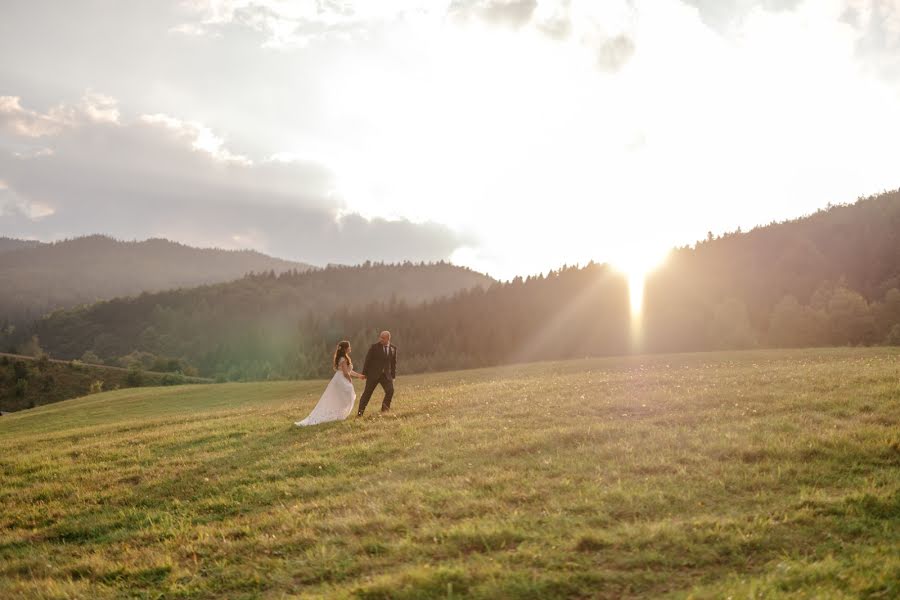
357,330,397,416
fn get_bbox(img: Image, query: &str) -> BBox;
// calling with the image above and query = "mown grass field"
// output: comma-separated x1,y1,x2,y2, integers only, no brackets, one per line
1,348,898,599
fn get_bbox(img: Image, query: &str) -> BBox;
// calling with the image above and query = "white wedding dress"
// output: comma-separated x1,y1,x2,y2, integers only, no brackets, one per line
294,358,356,426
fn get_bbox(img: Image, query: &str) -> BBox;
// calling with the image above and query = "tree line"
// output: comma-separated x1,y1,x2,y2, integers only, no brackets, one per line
7,189,900,382
6,261,494,380
278,189,900,379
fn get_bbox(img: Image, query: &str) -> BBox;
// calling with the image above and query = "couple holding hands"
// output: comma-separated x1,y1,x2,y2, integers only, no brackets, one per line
295,330,397,427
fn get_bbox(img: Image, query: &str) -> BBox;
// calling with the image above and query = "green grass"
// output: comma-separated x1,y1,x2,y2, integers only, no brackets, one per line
0,355,206,413
1,347,898,599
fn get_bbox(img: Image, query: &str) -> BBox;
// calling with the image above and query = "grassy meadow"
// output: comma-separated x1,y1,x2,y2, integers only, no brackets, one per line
1,347,898,599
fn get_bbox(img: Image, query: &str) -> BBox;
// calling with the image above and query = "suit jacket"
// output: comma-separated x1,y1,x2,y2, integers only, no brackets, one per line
362,342,396,379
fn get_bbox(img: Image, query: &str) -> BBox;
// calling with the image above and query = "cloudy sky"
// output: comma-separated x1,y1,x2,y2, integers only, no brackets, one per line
1,0,898,279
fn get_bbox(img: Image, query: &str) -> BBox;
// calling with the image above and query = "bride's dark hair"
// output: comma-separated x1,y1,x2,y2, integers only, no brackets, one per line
333,340,352,370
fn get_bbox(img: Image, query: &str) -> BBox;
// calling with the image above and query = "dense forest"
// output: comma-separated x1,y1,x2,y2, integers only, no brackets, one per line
0,238,42,254
642,189,900,352
0,235,312,326
15,262,495,379
10,190,900,382
291,264,633,377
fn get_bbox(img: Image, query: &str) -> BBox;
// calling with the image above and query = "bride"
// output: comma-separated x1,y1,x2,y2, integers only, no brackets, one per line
295,340,365,426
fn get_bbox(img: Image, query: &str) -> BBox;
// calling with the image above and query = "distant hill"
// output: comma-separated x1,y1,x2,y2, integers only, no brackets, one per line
0,237,43,254
0,235,313,326
26,261,495,378
17,190,900,382
0,352,207,413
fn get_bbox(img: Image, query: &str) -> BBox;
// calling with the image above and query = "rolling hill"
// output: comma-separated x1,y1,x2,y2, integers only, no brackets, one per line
26,261,495,379
0,235,313,326
0,352,208,413
1,348,897,598
0,237,43,254
15,190,900,384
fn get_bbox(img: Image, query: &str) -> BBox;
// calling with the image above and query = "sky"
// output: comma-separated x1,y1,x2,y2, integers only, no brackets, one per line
1,0,898,280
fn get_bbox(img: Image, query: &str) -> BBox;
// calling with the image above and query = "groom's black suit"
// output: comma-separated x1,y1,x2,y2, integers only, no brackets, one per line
357,342,396,415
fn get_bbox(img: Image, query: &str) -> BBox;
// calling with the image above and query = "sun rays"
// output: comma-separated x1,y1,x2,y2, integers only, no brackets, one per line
611,248,668,312
627,270,646,315
610,247,669,348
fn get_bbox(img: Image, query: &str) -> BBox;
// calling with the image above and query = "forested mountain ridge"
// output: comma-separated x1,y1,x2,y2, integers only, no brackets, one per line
0,238,44,254
652,190,900,318
0,235,313,326
22,261,495,379
12,190,900,383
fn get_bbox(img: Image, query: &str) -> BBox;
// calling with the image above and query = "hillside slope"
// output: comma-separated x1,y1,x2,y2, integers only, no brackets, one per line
29,261,495,378
643,188,900,350
0,353,207,413
0,348,897,598
0,235,312,326
17,190,900,381
0,237,43,254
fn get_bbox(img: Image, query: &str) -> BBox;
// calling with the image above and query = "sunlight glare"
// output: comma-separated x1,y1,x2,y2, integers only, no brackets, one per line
610,246,669,318
628,270,646,315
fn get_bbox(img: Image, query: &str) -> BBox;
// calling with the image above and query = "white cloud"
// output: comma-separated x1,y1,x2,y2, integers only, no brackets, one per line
0,96,75,138
80,91,121,124
140,113,251,164
0,94,465,264
0,91,119,140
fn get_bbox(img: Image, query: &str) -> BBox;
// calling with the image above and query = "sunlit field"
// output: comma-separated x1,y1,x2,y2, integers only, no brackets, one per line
1,348,898,599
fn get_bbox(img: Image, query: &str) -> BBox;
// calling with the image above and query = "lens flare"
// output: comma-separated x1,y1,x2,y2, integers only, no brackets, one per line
610,247,669,348
628,270,646,315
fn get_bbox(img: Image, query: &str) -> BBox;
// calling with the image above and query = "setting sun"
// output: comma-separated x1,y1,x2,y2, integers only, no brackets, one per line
610,247,669,316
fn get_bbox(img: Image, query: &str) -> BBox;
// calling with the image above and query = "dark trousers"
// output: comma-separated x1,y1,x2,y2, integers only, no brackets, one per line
357,373,394,415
